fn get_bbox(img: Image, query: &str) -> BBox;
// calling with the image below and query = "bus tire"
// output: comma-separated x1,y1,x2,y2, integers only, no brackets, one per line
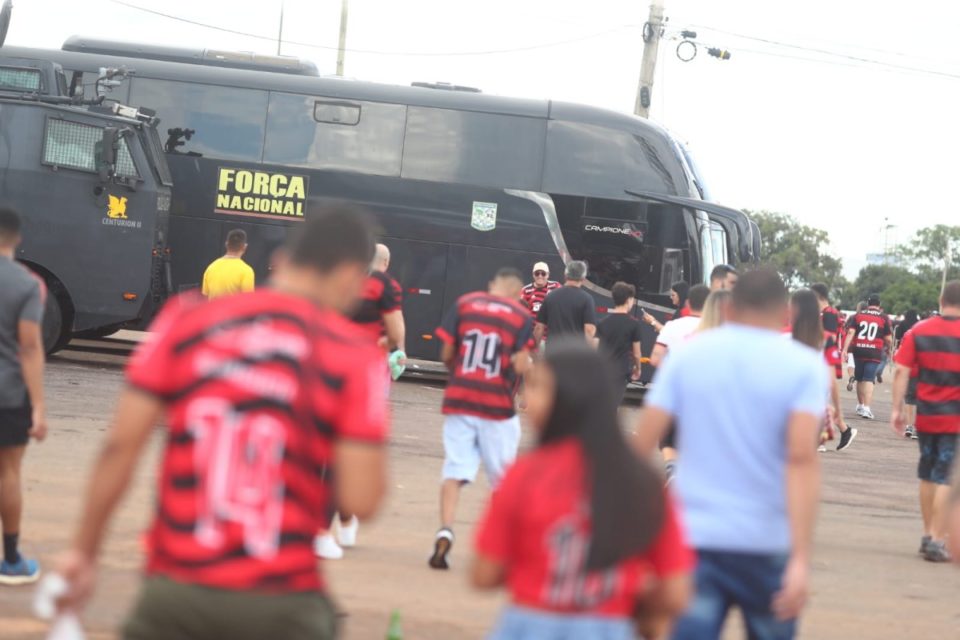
42,289,71,354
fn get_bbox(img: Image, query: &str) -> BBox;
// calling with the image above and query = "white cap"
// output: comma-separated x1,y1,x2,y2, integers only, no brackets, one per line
533,261,550,274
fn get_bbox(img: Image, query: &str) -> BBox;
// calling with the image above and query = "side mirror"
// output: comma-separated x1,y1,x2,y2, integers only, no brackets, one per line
97,127,119,182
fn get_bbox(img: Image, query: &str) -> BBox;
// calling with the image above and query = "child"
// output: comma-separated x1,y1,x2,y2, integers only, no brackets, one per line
472,341,693,640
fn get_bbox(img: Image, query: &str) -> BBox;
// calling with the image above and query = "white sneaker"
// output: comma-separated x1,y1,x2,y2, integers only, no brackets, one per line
861,407,875,420
336,516,359,548
855,405,866,417
314,533,343,560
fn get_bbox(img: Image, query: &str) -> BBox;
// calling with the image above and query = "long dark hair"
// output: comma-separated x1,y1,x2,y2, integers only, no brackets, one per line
539,341,665,571
791,289,823,350
901,309,920,333
671,281,689,311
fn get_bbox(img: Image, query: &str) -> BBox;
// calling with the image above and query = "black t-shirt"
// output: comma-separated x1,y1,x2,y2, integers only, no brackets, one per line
536,285,597,345
597,313,643,378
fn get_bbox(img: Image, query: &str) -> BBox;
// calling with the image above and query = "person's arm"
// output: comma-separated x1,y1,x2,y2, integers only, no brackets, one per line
18,317,46,441
631,341,643,381
471,554,507,589
890,331,915,437
634,406,672,456
636,575,692,640
772,408,821,622
840,328,855,363
241,264,255,293
440,342,456,372
649,343,667,368
335,442,387,519
584,323,596,340
382,310,406,354
890,364,911,436
436,304,459,372
201,266,211,298
59,388,164,610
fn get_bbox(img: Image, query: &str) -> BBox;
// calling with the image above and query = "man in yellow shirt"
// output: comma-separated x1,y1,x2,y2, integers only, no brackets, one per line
201,229,255,299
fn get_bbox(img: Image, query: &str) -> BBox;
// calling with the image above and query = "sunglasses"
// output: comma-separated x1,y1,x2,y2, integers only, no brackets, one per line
533,271,548,277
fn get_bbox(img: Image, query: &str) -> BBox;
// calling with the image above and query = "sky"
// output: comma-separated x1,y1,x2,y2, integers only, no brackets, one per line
7,0,958,277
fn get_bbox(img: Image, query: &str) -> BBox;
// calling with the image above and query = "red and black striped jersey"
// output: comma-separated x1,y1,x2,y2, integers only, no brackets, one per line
351,270,403,344
127,290,389,593
894,316,960,434
436,292,534,420
845,307,891,362
521,281,561,318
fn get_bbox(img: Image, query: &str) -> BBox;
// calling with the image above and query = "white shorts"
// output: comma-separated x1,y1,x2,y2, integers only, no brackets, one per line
442,414,521,488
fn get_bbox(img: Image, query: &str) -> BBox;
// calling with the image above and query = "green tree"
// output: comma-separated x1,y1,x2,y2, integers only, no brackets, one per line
748,210,847,295
899,224,960,276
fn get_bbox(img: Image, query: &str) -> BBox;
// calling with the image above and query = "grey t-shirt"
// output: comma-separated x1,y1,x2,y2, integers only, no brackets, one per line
0,256,43,408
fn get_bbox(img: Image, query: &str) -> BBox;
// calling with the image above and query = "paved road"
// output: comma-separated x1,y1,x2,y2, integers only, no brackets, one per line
1,357,959,638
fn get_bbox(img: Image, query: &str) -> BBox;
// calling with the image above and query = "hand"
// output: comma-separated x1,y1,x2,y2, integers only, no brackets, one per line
891,408,907,437
29,404,47,442
377,336,390,351
56,549,98,614
631,367,641,381
772,556,809,621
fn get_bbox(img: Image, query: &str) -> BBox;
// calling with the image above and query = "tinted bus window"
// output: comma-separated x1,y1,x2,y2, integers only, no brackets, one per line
128,78,267,161
0,67,41,92
543,120,688,198
401,107,545,190
43,118,138,177
263,92,405,176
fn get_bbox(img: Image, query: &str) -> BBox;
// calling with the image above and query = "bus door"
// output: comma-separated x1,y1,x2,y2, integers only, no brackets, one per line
385,238,449,361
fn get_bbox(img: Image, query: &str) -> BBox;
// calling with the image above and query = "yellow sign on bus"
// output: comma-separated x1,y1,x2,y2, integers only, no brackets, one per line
215,168,308,220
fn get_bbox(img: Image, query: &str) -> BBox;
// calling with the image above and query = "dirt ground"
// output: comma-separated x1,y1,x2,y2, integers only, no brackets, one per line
2,351,960,639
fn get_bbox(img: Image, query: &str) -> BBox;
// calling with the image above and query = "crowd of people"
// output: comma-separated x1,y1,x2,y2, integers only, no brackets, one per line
1,204,959,639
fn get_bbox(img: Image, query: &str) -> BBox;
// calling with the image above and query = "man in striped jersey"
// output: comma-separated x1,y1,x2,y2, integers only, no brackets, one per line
56,209,389,640
893,280,960,563
430,268,534,570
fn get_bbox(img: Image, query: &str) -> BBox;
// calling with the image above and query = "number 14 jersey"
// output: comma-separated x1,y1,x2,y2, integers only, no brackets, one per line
436,291,534,420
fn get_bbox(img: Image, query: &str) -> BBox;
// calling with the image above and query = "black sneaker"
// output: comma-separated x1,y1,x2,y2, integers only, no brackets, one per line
919,535,932,555
923,540,951,563
837,428,858,452
429,528,454,570
846,376,855,392
877,372,884,384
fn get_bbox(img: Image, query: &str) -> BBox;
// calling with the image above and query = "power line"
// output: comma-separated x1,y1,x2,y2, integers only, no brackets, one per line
109,0,632,57
685,22,960,80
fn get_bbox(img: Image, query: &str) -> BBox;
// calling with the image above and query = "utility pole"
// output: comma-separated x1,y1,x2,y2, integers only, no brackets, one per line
336,0,349,76
634,0,665,118
276,0,284,56
944,242,953,293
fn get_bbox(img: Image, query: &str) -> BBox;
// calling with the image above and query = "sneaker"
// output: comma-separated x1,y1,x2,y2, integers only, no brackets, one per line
313,532,344,560
861,407,875,420
0,557,40,586
923,540,952,563
336,516,359,548
876,372,884,384
855,405,867,417
847,376,856,392
429,528,454,570
837,428,858,452
906,425,918,440
919,535,932,555
817,444,827,452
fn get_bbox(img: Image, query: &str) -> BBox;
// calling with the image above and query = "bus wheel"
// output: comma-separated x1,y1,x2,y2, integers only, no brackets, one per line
42,289,71,354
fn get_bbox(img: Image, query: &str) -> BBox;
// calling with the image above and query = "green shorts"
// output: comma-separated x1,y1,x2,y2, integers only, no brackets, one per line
123,576,339,640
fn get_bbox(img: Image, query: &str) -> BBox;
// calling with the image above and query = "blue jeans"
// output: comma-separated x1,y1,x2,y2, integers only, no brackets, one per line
488,606,634,640
672,550,797,640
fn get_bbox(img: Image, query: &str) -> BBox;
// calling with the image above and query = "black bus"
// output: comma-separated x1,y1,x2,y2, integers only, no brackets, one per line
0,52,172,351
5,38,759,360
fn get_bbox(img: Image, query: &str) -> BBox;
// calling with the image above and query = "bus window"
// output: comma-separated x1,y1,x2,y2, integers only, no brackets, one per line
401,107,545,190
0,66,41,92
699,219,717,284
128,78,267,161
42,118,138,177
263,92,405,176
710,224,728,268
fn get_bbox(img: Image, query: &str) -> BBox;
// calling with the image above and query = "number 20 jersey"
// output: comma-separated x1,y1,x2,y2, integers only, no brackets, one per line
845,308,891,362
436,291,534,420
126,290,388,592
